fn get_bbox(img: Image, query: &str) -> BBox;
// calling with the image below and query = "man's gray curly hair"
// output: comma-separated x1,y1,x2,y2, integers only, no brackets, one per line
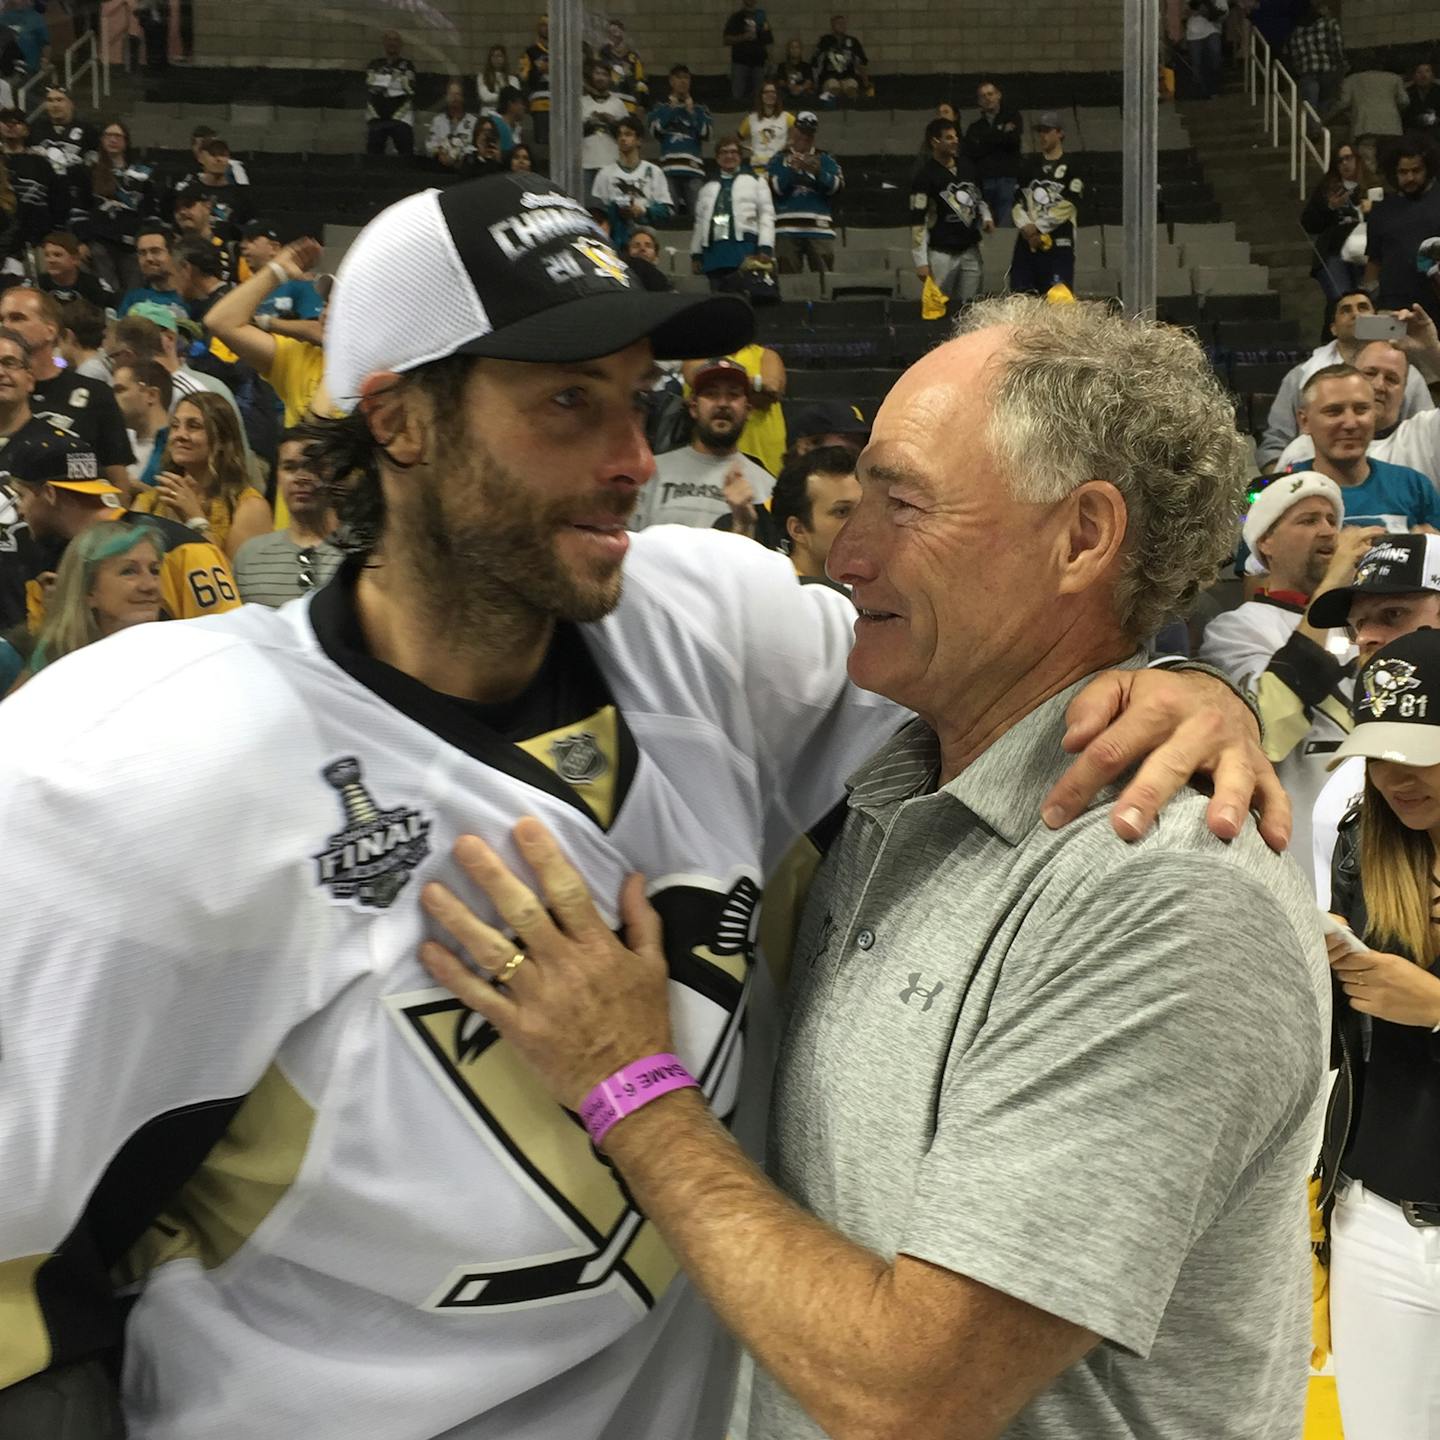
953,296,1249,641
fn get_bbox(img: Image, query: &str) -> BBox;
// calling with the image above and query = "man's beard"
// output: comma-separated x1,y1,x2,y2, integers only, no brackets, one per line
396,433,631,629
1303,550,1332,592
695,413,740,450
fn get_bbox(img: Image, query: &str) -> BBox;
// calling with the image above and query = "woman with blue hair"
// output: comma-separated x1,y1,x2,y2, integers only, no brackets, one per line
5,521,162,694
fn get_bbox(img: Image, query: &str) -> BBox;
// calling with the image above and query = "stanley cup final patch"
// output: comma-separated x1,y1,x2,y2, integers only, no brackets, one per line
314,756,431,909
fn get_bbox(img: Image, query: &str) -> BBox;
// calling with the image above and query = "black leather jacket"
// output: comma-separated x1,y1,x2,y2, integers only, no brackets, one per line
1319,809,1366,1229
1323,810,1440,1224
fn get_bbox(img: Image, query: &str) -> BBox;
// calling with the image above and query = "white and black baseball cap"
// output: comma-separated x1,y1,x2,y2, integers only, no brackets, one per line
325,174,755,412
1307,532,1440,629
1329,630,1440,769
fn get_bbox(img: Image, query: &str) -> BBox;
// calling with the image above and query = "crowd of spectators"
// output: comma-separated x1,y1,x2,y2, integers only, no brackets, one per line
1285,19,1440,324
0,86,343,689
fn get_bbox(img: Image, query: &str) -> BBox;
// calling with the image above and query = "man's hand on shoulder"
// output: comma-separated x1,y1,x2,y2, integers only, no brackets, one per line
1041,665,1290,852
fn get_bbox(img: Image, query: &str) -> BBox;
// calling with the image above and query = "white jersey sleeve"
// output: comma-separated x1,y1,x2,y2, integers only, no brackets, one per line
0,620,357,1389
620,526,901,871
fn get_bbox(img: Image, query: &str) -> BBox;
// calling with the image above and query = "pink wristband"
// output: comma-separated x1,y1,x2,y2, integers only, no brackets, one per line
579,1053,698,1146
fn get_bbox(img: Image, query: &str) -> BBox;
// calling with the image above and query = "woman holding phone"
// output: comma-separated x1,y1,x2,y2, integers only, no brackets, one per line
1323,627,1440,1439
1302,145,1381,301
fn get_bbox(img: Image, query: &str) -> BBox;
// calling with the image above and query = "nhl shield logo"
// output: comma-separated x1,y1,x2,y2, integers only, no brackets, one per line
549,731,607,786
314,756,431,909
1360,658,1422,719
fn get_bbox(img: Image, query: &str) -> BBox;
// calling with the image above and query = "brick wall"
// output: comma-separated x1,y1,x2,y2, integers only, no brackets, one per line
191,0,1129,75
1337,0,1434,52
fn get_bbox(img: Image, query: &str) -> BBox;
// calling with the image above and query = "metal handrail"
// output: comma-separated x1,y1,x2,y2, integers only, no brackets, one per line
16,62,49,119
1245,31,1332,196
19,17,110,122
1246,27,1271,115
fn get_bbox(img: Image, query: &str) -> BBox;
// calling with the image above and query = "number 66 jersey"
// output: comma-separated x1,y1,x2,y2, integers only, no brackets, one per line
0,526,897,1440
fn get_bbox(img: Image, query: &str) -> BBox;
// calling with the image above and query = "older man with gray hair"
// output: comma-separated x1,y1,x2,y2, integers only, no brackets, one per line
422,296,1333,1439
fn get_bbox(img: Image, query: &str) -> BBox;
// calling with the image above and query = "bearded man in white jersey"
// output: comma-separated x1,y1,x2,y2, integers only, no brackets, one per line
0,173,1284,1438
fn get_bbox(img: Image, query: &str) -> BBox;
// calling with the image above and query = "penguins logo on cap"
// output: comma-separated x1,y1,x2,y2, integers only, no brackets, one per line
1360,657,1423,719
572,237,630,286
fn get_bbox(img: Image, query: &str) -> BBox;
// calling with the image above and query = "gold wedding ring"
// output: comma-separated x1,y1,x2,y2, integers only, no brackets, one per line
494,952,526,986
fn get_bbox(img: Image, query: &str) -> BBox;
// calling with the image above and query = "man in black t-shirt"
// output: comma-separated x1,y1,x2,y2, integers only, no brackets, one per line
722,0,772,100
964,80,1023,228
909,118,993,310
812,15,868,102
37,231,115,310
0,286,133,492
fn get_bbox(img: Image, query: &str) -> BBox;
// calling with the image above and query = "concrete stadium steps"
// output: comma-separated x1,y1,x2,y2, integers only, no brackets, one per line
1176,84,1328,345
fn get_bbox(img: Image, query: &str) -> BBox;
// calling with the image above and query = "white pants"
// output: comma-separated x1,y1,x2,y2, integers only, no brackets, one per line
1331,1179,1440,1438
928,246,982,304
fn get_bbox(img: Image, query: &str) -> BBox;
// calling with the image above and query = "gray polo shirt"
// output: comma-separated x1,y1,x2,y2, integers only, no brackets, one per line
753,670,1330,1440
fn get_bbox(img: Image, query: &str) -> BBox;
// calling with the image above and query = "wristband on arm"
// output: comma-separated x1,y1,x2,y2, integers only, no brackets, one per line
580,1053,699,1146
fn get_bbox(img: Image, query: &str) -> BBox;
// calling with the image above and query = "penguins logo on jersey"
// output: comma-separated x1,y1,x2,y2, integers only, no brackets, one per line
940,181,981,226
1028,179,1067,211
313,755,431,909
387,871,761,1314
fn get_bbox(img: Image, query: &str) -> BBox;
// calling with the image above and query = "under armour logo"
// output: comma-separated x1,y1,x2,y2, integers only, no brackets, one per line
898,973,945,1011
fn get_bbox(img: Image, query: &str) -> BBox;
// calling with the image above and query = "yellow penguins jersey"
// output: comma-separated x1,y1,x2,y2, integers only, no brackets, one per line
24,508,242,631
0,526,898,1440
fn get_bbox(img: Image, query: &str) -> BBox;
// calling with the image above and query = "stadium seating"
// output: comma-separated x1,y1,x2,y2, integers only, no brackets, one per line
126,62,1300,456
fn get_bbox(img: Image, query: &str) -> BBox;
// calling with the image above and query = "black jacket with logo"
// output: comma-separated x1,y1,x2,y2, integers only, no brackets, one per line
908,156,989,257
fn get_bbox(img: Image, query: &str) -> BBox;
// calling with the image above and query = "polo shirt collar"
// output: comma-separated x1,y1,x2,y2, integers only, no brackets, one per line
946,652,1150,842
846,653,1148,842
846,719,939,811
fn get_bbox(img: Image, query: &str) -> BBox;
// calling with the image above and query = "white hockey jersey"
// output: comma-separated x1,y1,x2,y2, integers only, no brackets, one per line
1198,593,1353,885
0,527,896,1439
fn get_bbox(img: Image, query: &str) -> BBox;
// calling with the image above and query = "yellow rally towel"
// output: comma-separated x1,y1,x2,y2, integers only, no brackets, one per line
920,276,948,321
1309,1174,1331,1369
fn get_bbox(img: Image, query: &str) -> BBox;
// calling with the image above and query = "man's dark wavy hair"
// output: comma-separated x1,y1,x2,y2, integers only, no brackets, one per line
296,354,478,560
1383,134,1439,190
